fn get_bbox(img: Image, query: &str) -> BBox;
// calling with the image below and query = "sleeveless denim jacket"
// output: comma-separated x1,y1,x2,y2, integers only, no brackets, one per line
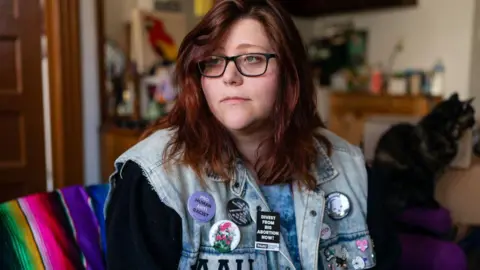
105,128,376,270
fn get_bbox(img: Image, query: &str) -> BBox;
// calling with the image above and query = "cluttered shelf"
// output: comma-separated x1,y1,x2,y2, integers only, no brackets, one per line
327,92,442,145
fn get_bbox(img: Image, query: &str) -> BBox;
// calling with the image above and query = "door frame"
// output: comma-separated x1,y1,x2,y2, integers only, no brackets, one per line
95,0,107,124
44,0,84,189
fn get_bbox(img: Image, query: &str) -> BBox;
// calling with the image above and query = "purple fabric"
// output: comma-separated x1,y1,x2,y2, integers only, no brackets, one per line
397,207,452,235
399,234,467,270
86,184,110,256
60,185,105,270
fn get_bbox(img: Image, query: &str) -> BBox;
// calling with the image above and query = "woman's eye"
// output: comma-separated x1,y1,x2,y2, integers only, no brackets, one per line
244,55,260,63
205,57,222,66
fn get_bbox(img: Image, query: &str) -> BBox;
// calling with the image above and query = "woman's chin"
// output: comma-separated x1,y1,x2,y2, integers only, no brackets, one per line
223,121,254,132
221,117,258,132
224,121,272,137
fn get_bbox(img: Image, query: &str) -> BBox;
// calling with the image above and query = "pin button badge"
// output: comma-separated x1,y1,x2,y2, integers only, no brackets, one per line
356,239,369,252
335,256,348,268
352,256,366,269
227,198,252,226
209,220,241,253
320,223,332,240
187,191,216,222
325,192,351,220
324,247,335,261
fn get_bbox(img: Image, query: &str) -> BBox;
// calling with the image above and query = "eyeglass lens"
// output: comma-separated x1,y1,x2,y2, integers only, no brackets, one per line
199,54,269,77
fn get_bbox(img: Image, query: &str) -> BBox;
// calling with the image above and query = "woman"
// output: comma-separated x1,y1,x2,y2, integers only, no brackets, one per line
105,0,400,269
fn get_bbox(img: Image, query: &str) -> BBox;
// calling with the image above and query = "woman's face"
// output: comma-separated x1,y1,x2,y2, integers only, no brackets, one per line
200,18,279,134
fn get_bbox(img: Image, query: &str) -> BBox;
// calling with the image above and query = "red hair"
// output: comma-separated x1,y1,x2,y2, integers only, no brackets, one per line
141,0,330,190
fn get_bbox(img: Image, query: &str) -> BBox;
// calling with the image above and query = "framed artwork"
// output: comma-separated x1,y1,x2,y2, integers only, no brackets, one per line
130,9,187,74
347,30,368,69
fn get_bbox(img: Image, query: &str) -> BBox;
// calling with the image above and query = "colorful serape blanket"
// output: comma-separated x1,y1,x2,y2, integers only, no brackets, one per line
0,184,109,270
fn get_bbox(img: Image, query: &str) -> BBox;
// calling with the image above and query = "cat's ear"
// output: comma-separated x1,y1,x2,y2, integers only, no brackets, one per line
449,93,460,101
463,97,475,110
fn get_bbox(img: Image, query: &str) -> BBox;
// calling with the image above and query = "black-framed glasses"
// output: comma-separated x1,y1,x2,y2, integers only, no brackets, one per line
198,53,277,78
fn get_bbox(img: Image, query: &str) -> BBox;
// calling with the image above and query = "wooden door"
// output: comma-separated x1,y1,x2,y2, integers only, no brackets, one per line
0,0,46,202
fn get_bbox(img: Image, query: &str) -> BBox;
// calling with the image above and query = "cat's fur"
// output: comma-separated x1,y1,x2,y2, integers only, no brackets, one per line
372,93,475,214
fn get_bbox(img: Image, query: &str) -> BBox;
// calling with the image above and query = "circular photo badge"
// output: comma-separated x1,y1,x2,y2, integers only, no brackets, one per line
209,220,241,253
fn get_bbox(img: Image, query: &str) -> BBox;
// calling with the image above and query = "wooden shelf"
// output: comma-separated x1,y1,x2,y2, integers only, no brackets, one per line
100,123,145,181
328,92,442,145
101,122,144,136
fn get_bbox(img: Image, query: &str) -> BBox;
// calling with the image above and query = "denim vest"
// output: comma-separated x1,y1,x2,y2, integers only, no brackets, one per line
106,128,376,270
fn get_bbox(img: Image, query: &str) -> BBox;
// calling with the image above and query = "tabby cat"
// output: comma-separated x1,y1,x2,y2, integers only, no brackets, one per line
372,93,475,214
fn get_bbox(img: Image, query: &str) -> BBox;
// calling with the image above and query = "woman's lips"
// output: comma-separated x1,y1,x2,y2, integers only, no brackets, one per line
221,96,250,104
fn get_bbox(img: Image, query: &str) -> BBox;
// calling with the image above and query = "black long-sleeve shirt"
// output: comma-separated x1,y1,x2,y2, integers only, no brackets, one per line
106,161,401,270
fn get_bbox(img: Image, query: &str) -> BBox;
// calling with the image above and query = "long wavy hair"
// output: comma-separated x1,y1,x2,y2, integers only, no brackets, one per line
141,0,330,190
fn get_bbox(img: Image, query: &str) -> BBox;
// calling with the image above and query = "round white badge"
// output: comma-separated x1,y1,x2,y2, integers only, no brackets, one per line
209,220,241,253
325,192,351,220
320,223,332,240
352,256,366,269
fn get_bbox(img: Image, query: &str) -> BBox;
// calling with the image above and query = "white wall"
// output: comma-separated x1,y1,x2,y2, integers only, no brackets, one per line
80,0,101,185
293,17,315,45
104,0,132,50
469,0,480,116
313,0,476,99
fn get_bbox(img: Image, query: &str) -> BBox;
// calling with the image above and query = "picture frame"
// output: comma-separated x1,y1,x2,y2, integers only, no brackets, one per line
130,8,186,74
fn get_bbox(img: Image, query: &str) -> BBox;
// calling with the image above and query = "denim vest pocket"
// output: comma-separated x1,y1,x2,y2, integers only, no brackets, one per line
186,246,268,270
319,233,376,269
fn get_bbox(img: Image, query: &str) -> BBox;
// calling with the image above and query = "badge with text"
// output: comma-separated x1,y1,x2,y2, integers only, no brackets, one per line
254,211,281,251
227,198,252,226
187,191,216,222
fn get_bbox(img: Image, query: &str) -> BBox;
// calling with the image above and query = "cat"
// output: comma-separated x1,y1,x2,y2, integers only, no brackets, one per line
372,93,475,214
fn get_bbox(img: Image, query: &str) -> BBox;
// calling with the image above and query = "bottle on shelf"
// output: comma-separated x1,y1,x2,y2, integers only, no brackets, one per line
430,60,445,96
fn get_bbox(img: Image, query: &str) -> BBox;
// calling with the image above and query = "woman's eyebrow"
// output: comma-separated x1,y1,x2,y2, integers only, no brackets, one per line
235,43,269,51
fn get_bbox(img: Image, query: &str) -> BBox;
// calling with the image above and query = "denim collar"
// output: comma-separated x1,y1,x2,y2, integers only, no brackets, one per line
222,139,340,196
313,138,339,187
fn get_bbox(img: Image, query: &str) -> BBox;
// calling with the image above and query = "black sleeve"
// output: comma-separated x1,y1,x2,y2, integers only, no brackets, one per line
105,161,183,270
366,165,402,270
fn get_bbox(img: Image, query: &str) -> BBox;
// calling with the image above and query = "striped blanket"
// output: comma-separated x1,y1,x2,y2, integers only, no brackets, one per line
0,184,109,270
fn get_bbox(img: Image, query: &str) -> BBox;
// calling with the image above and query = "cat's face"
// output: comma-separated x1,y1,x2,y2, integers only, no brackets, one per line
431,93,475,138
416,93,476,166
458,100,476,131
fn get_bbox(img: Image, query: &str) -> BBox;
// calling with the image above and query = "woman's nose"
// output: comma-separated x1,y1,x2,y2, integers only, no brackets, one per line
222,61,243,86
